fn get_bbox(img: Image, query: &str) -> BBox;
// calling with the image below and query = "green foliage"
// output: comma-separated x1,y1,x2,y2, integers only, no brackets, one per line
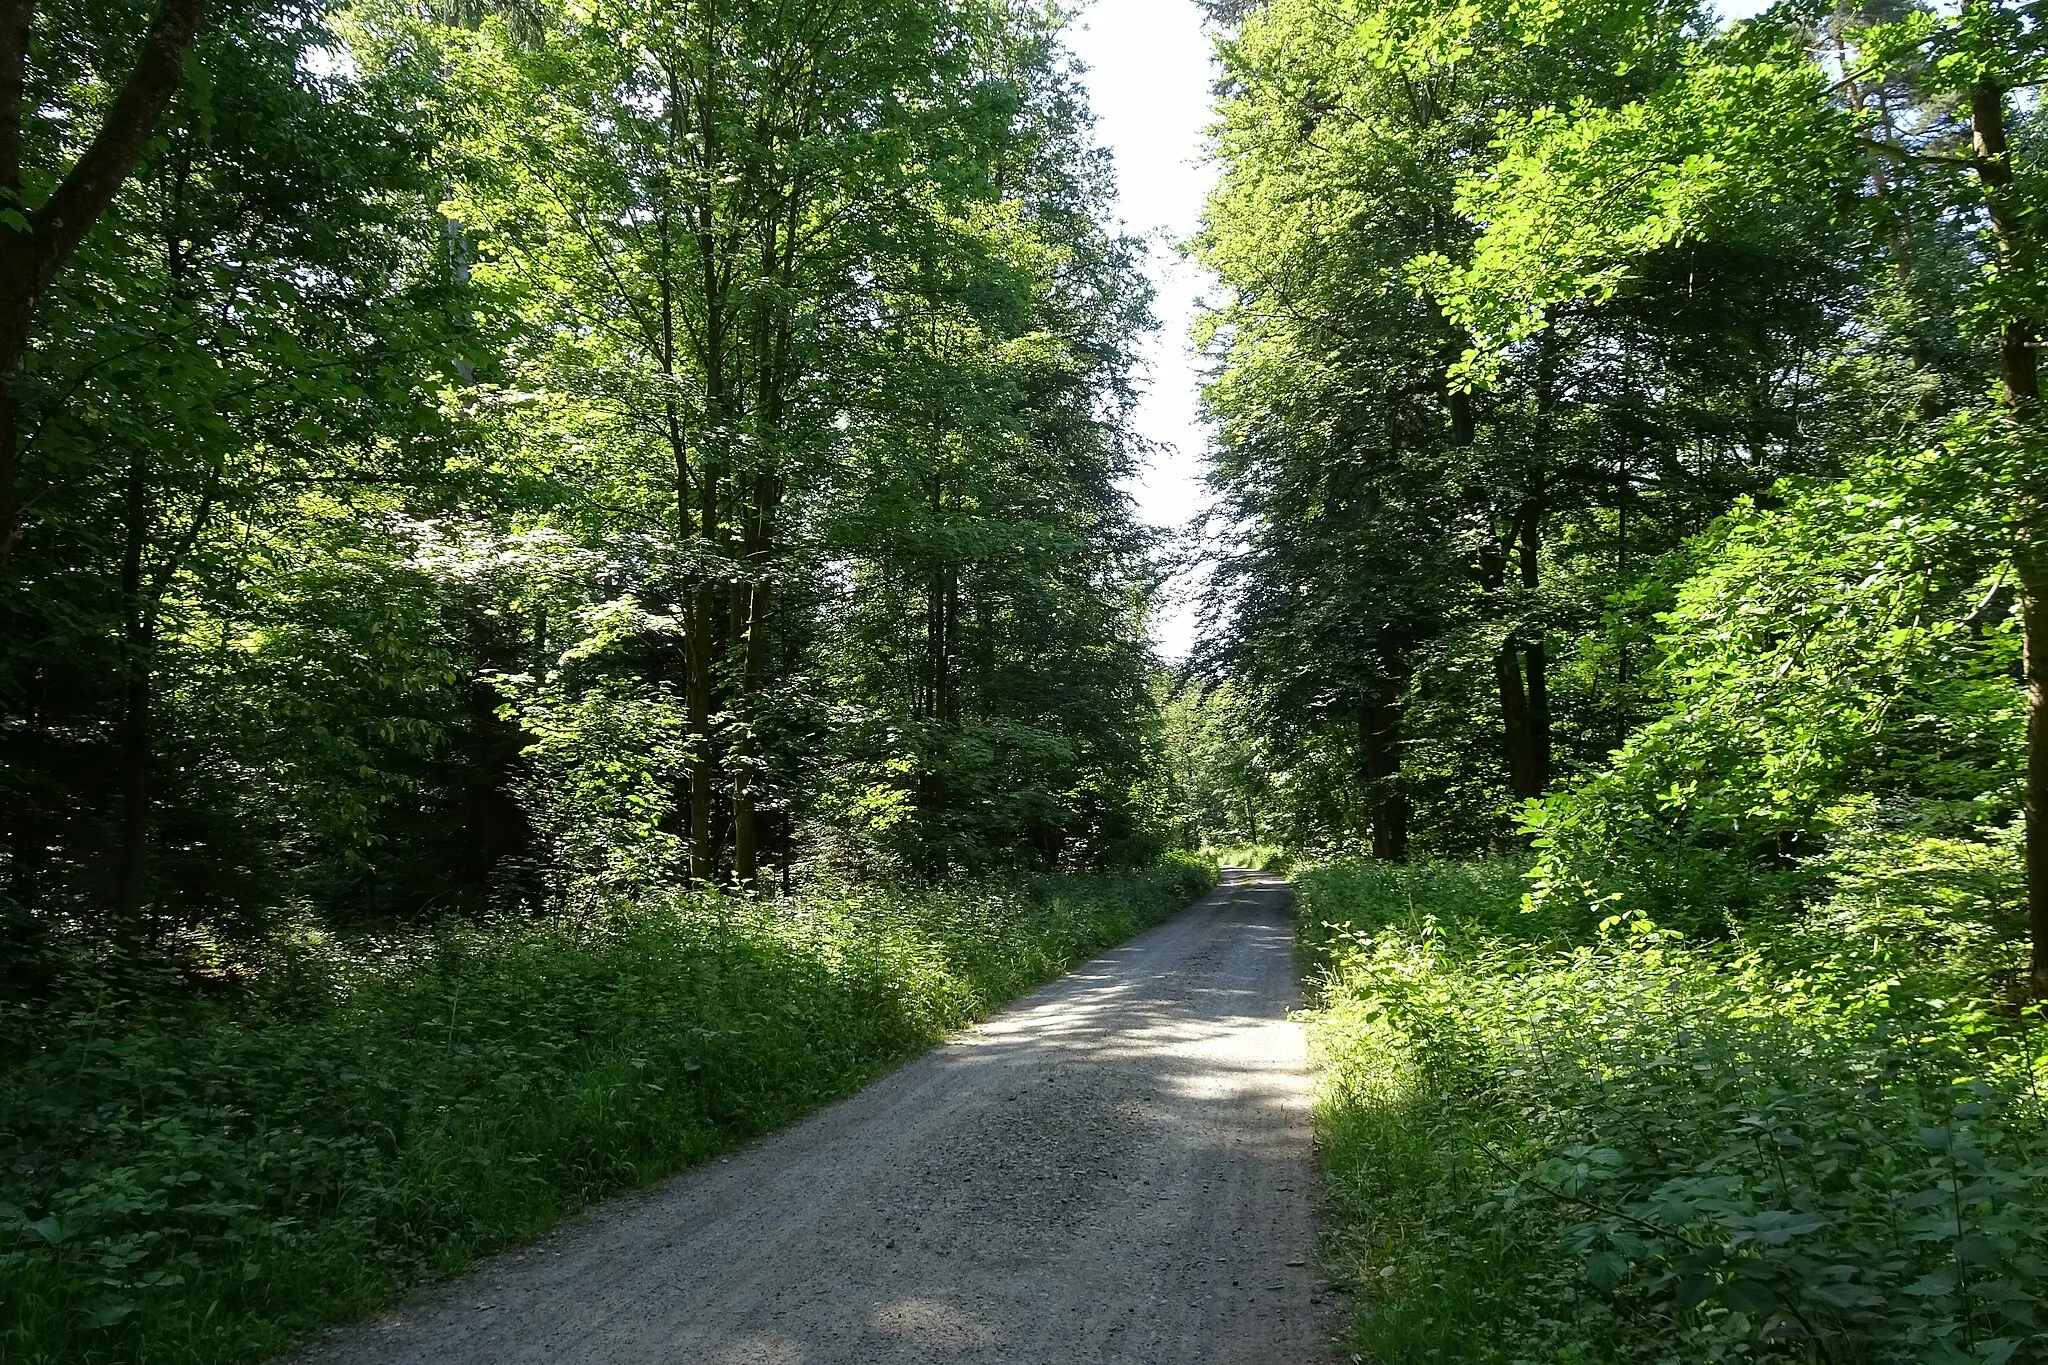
0,862,1211,1364
1136,677,1283,849
1,0,1168,986
1195,0,1856,858
1303,858,2048,1363
1526,433,2023,931
1206,843,1294,874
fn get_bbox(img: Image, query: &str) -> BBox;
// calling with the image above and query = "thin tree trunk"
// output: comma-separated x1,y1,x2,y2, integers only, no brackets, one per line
114,445,150,940
1517,493,1549,796
1494,634,1535,796
1971,68,2048,996
0,317,20,563
2022,559,2048,997
731,565,771,885
688,473,717,883
1481,521,1543,800
655,217,700,884
779,808,791,896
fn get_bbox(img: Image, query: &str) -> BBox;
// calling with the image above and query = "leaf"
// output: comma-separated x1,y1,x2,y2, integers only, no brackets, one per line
1956,1233,2004,1267
1725,1209,1827,1246
28,1217,71,1245
1905,1268,1959,1297
1803,1280,1881,1309
1718,1276,1778,1313
1584,1251,1628,1288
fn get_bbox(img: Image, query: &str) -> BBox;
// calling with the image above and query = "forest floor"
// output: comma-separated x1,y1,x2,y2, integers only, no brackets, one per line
288,870,1334,1365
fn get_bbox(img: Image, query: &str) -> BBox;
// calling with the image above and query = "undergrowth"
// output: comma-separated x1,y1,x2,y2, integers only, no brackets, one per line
1207,842,1295,874
0,854,1215,1364
1299,857,2048,1364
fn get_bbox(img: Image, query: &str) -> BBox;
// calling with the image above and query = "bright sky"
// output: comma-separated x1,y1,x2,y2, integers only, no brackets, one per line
1066,0,1776,661
1065,0,1221,663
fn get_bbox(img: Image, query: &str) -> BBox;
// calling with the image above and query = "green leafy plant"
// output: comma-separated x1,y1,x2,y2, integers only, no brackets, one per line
0,862,1213,1365
1302,857,2048,1364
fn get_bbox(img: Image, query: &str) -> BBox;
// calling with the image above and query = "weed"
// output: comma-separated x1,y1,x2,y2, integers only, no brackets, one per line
0,858,1215,1364
1301,857,2048,1364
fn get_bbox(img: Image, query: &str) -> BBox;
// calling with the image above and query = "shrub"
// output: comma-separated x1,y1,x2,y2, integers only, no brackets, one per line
1206,843,1294,874
0,866,1205,1365
1301,857,2048,1364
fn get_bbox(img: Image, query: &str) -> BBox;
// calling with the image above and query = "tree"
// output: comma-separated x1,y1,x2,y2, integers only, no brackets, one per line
0,0,211,562
1196,0,1833,855
1431,0,2048,989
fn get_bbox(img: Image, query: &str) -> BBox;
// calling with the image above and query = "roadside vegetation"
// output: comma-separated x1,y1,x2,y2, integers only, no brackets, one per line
0,855,1214,1365
3,0,1208,1356
1298,859,2046,1363
1186,0,2048,1358
1204,844,1294,874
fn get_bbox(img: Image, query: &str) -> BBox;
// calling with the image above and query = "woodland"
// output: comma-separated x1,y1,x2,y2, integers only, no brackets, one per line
1189,0,2048,1355
7,0,2048,1355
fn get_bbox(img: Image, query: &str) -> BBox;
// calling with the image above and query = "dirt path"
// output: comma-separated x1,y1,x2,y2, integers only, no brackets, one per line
296,869,1331,1364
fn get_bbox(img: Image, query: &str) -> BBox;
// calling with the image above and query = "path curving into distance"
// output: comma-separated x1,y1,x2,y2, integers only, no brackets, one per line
296,869,1332,1365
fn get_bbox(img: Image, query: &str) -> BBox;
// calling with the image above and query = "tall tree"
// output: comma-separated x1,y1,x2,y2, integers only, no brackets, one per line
1431,0,2048,988
0,0,210,563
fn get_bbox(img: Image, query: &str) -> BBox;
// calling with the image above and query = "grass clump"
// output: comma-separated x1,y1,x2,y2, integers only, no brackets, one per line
1300,857,2048,1364
0,856,1215,1365
1207,842,1295,874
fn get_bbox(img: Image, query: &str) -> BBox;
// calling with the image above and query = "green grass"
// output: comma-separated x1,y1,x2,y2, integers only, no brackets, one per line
1298,857,2048,1364
0,854,1216,1364
1206,842,1295,874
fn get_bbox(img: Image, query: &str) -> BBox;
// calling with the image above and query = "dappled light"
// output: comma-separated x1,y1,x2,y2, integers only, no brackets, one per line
293,872,1326,1365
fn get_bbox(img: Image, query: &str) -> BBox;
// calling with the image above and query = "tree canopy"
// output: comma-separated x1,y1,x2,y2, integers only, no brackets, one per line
1195,0,2048,990
0,0,1165,983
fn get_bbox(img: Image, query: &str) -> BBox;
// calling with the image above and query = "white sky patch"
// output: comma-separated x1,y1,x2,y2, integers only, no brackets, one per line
1716,0,1780,20
1066,0,1220,663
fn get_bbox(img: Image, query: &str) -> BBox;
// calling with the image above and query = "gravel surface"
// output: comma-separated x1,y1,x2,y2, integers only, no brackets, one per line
295,869,1333,1364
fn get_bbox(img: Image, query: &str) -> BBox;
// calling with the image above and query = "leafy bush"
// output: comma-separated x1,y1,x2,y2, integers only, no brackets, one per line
1302,858,2048,1364
0,864,1211,1364
1524,443,2021,934
1159,847,1225,897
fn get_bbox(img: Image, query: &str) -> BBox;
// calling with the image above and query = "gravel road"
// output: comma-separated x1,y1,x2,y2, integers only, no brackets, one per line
297,869,1331,1365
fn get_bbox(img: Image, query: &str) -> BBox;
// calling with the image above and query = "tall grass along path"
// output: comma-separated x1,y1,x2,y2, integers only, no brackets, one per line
290,870,1333,1365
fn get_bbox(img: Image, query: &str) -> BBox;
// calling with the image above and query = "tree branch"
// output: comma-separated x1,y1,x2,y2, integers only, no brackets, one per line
0,0,29,204
28,0,208,291
1852,135,1971,169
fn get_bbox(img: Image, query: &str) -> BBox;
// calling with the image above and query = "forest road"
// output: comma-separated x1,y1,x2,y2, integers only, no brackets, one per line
294,868,1336,1365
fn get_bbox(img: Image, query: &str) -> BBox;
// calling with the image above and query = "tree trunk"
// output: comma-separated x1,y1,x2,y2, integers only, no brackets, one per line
0,312,21,563
731,573,770,885
1494,638,1535,796
1971,68,2048,996
1486,496,1551,803
1517,494,1549,795
688,560,715,884
114,445,151,941
2022,557,2048,997
1359,697,1407,861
